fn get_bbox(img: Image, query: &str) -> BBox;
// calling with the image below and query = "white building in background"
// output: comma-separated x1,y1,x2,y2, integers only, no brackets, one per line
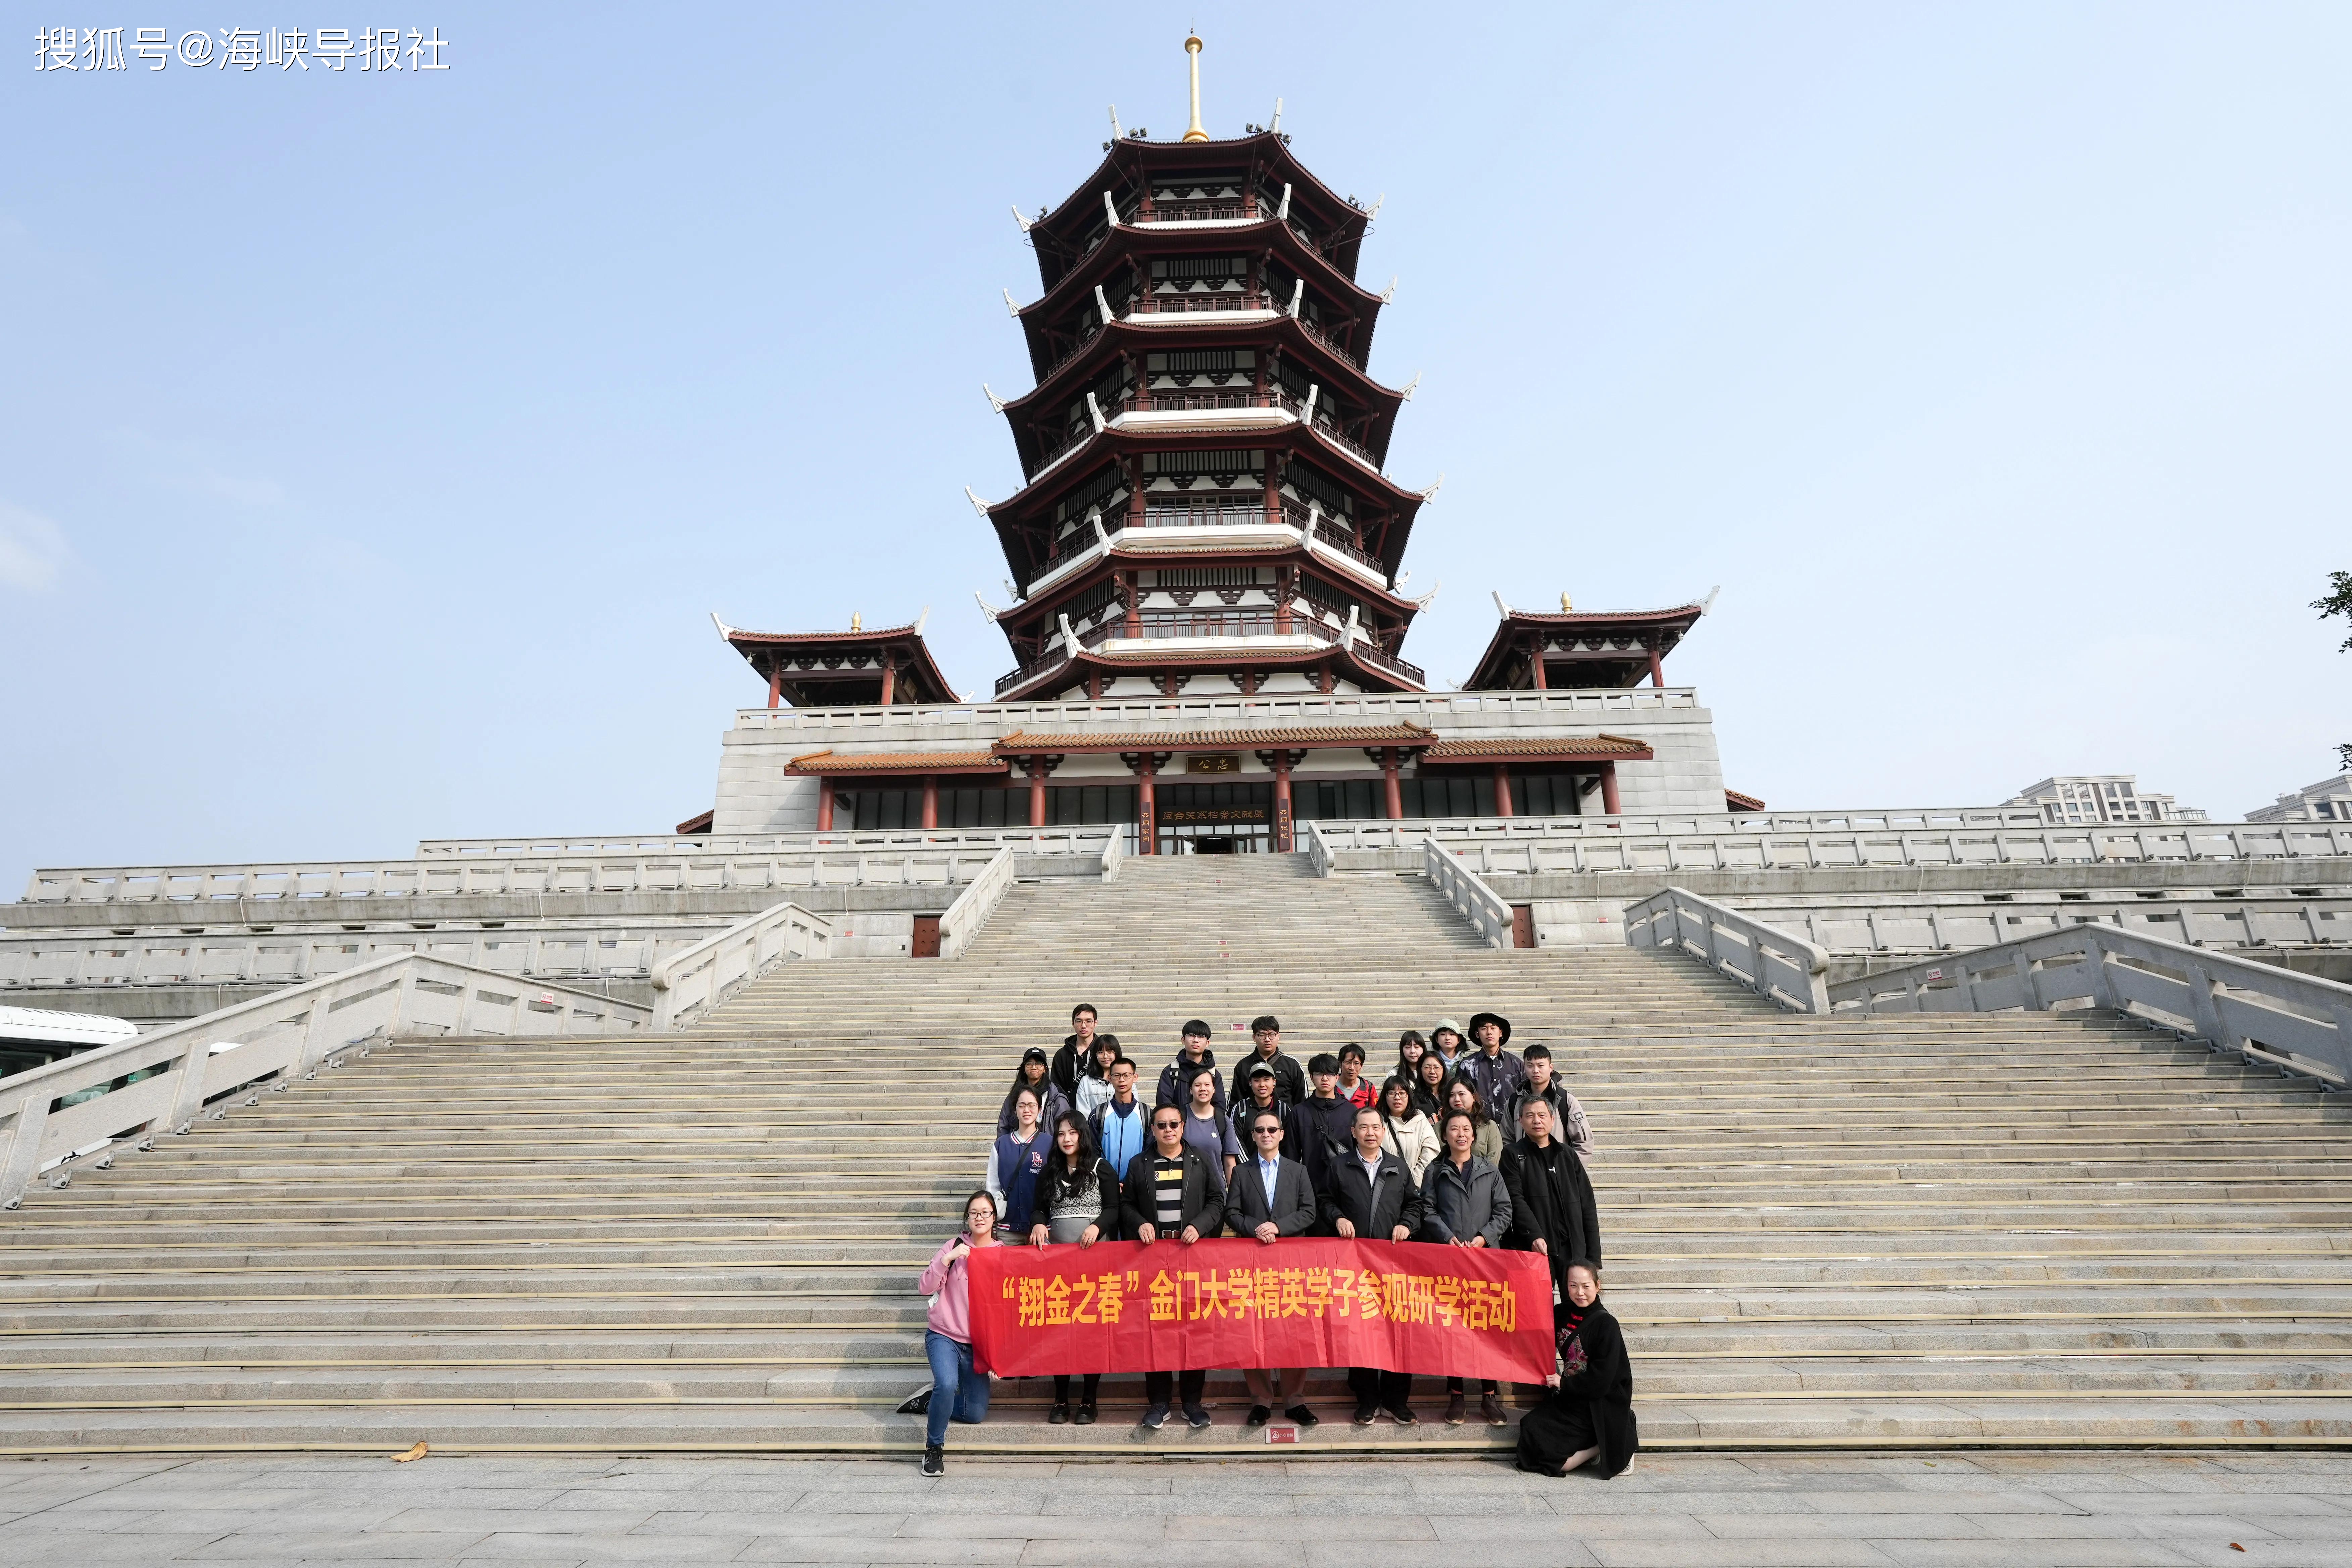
2247,772,2352,824
2005,775,2206,825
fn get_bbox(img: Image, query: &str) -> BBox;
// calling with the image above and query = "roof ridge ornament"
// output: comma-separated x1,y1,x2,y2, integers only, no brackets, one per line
1702,584,1720,614
982,383,1006,413
1010,205,1033,234
965,486,993,517
1270,97,1283,133
1182,35,1208,143
1399,371,1421,401
1415,580,1441,610
1381,277,1398,304
915,606,931,637
1003,288,1020,317
974,590,1004,624
709,611,737,639
1421,472,1445,502
1492,591,1512,619
1109,104,1123,139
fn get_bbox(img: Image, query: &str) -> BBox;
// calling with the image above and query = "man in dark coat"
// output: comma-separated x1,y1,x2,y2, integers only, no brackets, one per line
1223,1104,1321,1428
1284,1053,1357,1216
1155,1019,1223,1114
1499,1096,1602,1302
1049,1003,1119,1104
1321,1104,1427,1426
1121,1105,1226,1431
1227,1015,1306,1110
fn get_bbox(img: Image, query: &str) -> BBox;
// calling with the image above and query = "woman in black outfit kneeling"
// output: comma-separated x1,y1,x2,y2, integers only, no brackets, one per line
1027,1111,1116,1425
1515,1260,1637,1478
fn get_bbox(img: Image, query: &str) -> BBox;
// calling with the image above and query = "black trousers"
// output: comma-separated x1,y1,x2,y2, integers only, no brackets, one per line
1143,1369,1205,1408
1349,1367,1412,1411
1053,1372,1100,1403
1446,1376,1501,1395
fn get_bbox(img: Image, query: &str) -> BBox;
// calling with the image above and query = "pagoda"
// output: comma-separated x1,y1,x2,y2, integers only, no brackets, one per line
977,35,1432,703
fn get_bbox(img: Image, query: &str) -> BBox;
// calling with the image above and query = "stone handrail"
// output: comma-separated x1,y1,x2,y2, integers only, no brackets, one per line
1307,818,2348,871
649,901,830,1030
410,827,1119,859
20,842,1086,906
1098,827,1125,883
0,926,719,991
1301,819,1339,878
0,954,648,1209
1425,837,1512,950
1625,887,1831,1013
1724,894,2349,959
1827,926,2352,1087
941,847,1018,960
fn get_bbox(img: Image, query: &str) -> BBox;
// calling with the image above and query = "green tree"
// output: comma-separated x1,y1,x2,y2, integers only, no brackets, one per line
2318,570,2352,772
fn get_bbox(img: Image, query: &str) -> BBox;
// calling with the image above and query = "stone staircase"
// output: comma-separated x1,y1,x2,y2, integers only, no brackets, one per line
0,852,2345,1456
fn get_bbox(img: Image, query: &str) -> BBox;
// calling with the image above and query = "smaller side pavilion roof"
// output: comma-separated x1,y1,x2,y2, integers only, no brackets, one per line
1461,594,1713,692
784,749,1009,777
1419,734,1654,767
712,612,959,707
1725,789,1767,813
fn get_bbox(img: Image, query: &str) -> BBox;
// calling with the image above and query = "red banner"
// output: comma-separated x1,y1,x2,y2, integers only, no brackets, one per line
966,1238,1555,1382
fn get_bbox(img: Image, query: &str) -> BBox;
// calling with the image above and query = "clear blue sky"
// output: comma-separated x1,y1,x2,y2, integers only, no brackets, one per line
5,3,2346,891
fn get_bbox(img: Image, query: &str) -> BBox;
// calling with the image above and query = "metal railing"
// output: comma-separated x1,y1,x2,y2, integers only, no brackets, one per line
1426,837,1513,951
1826,925,2352,1086
1129,289,1270,315
0,954,649,1208
649,901,830,1030
940,847,1017,960
1625,887,1831,1014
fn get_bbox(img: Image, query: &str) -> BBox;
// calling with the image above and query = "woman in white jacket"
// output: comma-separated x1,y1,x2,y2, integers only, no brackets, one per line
1375,1075,1440,1184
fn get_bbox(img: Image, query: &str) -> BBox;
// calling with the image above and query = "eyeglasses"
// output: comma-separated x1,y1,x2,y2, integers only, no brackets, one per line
1153,1120,1183,1131
1252,1126,1282,1136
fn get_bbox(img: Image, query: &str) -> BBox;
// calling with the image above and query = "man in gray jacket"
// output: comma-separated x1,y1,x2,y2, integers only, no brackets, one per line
1222,1107,1321,1429
1502,1043,1590,1157
1421,1106,1515,1425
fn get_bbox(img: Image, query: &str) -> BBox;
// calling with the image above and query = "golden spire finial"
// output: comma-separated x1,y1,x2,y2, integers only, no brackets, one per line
850,611,862,632
1560,591,1573,613
1182,34,1208,142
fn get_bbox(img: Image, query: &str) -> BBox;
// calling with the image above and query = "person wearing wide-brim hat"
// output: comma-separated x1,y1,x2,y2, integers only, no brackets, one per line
1428,1019,1468,1070
1456,1012,1527,1121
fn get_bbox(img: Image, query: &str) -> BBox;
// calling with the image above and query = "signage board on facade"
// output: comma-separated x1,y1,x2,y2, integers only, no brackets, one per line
1186,753,1241,774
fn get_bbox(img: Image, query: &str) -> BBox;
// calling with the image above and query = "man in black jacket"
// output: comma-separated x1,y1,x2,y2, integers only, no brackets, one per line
1227,1014,1306,1110
1155,1019,1223,1114
1285,1053,1357,1215
1499,1096,1602,1305
1121,1106,1226,1431
1223,1106,1321,1429
1321,1104,1426,1426
1049,1003,1119,1104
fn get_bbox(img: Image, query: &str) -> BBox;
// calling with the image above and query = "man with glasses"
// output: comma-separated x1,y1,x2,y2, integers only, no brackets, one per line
1221,1107,1321,1428
1121,1104,1226,1430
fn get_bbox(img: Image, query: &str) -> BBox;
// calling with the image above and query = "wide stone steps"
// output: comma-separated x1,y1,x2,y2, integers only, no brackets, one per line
0,857,2346,1455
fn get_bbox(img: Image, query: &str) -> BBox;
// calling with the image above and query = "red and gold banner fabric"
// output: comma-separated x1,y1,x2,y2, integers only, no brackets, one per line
967,1239,1556,1382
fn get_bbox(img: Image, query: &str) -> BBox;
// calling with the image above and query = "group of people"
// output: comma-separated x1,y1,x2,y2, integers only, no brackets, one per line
913,1005,1635,1481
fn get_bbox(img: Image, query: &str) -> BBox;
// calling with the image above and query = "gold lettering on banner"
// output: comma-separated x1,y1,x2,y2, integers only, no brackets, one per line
1071,1276,1099,1324
1148,1271,1179,1323
1044,1275,1073,1326
1097,1272,1127,1324
1016,1277,1047,1328
1224,1268,1257,1317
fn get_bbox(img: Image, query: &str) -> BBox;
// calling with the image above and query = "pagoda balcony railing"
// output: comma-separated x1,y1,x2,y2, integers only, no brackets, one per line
1140,198,1259,224
1119,388,1269,414
1139,501,1269,529
1130,289,1271,316
1277,500,1387,576
1268,389,1384,471
1029,422,1093,476
995,607,1425,695
1021,499,1389,597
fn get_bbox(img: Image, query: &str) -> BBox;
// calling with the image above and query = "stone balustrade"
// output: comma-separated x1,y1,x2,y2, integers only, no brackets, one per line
0,926,719,991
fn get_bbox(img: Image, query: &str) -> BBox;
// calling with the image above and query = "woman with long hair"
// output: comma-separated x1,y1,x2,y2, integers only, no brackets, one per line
1393,1029,1429,1087
1515,1260,1637,1478
1071,1035,1121,1121
1027,1111,1116,1425
1375,1074,1439,1184
909,1189,1001,1476
1412,1048,1451,1118
1444,1076,1504,1166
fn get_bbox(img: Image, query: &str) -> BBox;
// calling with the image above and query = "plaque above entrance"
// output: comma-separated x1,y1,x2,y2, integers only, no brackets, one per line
1186,753,1240,774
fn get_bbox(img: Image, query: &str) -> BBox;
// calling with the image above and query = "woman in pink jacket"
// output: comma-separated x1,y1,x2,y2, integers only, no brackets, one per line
913,1189,1001,1476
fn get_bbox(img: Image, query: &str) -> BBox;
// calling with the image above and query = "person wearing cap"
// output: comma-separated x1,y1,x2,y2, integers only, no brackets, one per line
1227,1015,1306,1110
1156,1020,1225,1115
997,1047,1071,1135
1428,1019,1468,1072
1227,1058,1290,1154
1455,1012,1527,1119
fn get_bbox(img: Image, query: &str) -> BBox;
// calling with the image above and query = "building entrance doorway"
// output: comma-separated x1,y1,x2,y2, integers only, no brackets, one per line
1156,781,1273,854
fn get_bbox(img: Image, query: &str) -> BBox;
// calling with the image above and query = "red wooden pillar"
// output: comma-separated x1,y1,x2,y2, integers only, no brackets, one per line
1493,764,1514,818
1273,755,1294,852
1027,762,1048,827
919,775,938,830
1647,643,1665,688
1529,639,1548,691
1124,571,1141,636
1600,761,1621,816
1382,749,1403,819
815,778,833,831
1137,756,1159,855
766,662,782,709
878,660,897,706
1275,566,1293,633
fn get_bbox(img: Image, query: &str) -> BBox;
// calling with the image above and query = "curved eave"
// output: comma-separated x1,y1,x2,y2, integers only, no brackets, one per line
1019,215,1384,337
989,420,1429,531
717,621,959,706
1008,541,1424,627
1460,603,1709,692
1003,316,1405,475
1030,133,1371,288
996,638,1424,702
